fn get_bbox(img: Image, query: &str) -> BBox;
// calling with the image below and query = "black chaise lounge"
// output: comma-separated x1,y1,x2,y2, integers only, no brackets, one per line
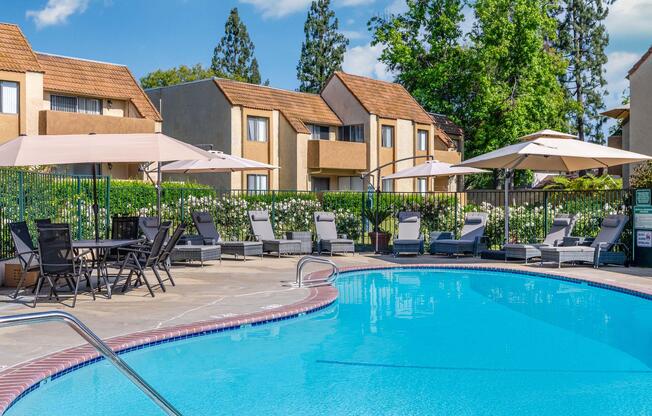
191,211,262,260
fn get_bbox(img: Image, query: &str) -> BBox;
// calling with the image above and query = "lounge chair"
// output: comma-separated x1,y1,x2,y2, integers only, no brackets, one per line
430,212,488,257
9,221,40,300
248,210,302,257
392,212,424,256
191,211,262,260
138,216,160,242
313,212,355,256
504,214,576,263
539,214,629,268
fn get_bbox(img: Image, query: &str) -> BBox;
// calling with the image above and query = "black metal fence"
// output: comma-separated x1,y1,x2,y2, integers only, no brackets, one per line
0,169,634,260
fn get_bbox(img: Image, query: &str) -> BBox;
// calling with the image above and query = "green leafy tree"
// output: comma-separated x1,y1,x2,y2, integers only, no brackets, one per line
369,0,467,117
211,8,264,84
297,0,349,93
555,0,612,144
140,64,214,89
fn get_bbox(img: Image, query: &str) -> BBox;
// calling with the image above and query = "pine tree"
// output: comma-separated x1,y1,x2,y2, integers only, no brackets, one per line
370,0,467,116
297,0,349,93
556,0,612,144
211,8,263,84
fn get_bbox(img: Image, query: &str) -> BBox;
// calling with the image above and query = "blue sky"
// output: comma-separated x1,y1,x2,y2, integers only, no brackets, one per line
4,0,652,132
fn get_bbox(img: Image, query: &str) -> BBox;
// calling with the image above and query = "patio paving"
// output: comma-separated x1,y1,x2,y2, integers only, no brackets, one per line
0,254,650,371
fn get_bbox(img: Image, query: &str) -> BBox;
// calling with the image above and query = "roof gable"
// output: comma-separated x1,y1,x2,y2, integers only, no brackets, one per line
214,78,341,134
36,53,161,122
0,23,42,73
628,45,652,78
331,72,432,125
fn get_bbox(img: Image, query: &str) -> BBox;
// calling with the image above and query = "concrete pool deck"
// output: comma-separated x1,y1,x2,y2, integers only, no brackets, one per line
0,253,650,373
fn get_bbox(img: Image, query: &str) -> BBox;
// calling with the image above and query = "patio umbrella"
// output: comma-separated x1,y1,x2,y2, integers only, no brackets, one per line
381,160,488,180
159,150,278,173
0,133,214,241
456,129,652,242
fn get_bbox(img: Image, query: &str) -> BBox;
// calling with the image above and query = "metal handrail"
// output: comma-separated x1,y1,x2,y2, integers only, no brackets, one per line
0,311,181,416
295,256,339,287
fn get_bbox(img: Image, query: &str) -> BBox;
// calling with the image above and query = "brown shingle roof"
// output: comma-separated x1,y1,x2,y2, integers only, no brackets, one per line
332,72,432,125
214,78,341,134
0,23,42,73
36,53,162,121
628,45,652,78
429,113,463,137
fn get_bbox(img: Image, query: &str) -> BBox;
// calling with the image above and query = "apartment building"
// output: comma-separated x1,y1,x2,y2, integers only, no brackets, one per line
147,72,461,192
602,45,652,185
0,23,161,178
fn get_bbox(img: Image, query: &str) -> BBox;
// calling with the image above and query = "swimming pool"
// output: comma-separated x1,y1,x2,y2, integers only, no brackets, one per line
5,267,652,415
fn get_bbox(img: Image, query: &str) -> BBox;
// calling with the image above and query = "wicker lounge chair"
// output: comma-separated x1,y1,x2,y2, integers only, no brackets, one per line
539,214,629,268
393,212,424,256
314,212,355,256
504,214,576,263
430,212,488,257
248,210,301,257
191,211,262,260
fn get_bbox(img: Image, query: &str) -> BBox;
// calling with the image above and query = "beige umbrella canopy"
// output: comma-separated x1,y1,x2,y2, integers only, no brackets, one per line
160,150,278,173
0,133,214,240
382,160,488,180
456,129,652,242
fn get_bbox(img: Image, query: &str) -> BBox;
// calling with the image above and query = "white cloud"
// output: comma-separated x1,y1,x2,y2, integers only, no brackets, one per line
606,0,652,37
604,51,639,107
343,43,393,80
26,0,89,28
239,0,310,19
341,30,366,40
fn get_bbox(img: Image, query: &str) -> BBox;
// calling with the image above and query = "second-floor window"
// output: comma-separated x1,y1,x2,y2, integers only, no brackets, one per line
417,129,428,151
338,124,364,142
308,124,330,140
51,95,102,115
247,174,268,194
0,81,18,114
247,116,269,142
381,125,394,148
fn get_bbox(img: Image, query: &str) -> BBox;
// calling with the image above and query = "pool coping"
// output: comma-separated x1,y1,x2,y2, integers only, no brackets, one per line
1,264,650,413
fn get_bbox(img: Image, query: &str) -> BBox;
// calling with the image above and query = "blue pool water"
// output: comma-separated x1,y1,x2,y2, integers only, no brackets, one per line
6,268,652,415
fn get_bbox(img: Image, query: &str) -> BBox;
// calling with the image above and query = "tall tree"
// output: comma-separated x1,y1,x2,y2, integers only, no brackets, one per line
297,0,349,93
555,0,612,143
140,64,214,89
211,8,263,84
369,0,467,116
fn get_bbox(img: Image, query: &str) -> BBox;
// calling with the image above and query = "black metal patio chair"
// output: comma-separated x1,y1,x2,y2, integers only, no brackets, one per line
36,223,94,308
9,221,40,299
157,222,187,287
112,222,171,297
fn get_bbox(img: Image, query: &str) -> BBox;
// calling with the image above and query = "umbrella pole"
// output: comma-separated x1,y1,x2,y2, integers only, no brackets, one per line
92,163,100,242
504,169,510,244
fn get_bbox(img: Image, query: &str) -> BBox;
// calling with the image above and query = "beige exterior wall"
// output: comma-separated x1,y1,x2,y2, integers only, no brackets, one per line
24,71,43,135
0,70,26,143
38,110,155,135
628,56,652,185
394,119,414,192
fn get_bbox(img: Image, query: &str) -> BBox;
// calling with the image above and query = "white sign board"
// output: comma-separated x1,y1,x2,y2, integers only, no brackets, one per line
637,230,652,248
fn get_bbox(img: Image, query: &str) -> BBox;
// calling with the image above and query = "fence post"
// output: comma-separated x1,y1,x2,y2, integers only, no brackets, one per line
543,190,549,238
454,192,458,235
180,188,185,224
105,176,111,239
271,190,276,229
76,176,82,240
360,191,365,246
18,171,25,221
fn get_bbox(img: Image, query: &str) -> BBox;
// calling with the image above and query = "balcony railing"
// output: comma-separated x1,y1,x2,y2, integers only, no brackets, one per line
39,110,156,135
307,139,367,171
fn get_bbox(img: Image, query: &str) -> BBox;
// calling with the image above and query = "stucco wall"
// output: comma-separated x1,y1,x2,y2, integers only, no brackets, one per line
0,70,25,143
146,79,233,190
279,114,299,190
629,57,652,183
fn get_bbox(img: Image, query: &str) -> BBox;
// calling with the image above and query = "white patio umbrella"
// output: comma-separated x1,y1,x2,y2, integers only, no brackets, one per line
381,160,488,180
0,133,214,240
159,150,278,173
456,129,652,242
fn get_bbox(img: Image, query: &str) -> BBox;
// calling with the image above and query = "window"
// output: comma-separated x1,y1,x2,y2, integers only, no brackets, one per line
417,178,427,194
0,81,18,114
51,95,102,115
338,124,364,142
417,129,428,151
247,116,269,142
247,174,268,193
308,124,330,140
311,177,330,192
381,125,394,147
338,176,363,191
381,178,393,192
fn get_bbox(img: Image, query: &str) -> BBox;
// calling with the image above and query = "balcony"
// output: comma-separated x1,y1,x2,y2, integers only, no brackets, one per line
39,110,156,135
433,149,461,164
307,140,367,171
